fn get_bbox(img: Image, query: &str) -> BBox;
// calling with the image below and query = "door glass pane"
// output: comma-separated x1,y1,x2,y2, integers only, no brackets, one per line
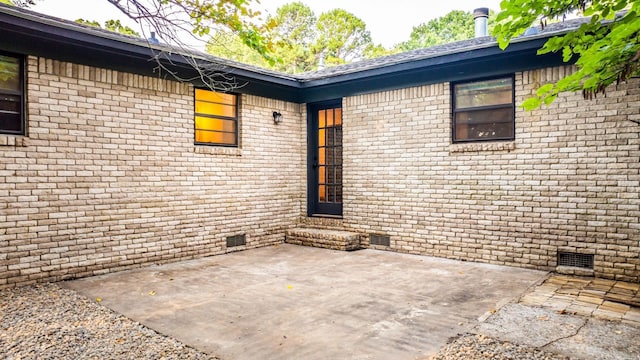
318,147,325,166
328,184,335,202
327,109,334,126
314,105,343,211
334,108,342,125
326,147,333,165
318,185,326,202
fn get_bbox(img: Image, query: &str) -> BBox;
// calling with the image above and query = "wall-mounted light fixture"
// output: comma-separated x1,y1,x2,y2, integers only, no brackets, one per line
272,111,282,124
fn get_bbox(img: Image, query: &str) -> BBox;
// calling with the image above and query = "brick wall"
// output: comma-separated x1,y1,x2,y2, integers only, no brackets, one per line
0,57,305,288
343,67,640,282
2,57,638,287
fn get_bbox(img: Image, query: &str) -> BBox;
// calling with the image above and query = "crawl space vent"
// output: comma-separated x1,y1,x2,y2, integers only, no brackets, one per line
370,234,390,246
226,234,246,248
558,251,594,269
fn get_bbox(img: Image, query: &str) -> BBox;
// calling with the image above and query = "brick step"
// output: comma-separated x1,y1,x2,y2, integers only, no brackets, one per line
285,227,362,251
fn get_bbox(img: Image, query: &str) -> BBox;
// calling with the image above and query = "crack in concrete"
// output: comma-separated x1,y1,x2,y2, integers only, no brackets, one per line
539,318,589,350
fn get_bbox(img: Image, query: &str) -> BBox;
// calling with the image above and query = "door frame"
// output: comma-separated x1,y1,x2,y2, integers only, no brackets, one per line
307,99,343,217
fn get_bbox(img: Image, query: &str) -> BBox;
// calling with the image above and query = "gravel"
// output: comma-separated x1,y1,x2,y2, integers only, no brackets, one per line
432,333,569,360
0,283,216,360
1,284,573,359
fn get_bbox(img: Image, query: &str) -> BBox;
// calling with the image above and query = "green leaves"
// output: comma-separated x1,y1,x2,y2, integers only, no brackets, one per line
207,4,376,73
315,9,372,65
76,18,141,37
493,0,640,110
536,83,554,96
397,10,498,51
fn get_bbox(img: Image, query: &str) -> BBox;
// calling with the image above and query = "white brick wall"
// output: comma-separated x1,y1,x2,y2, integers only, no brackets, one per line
342,68,640,282
0,57,305,288
1,57,638,287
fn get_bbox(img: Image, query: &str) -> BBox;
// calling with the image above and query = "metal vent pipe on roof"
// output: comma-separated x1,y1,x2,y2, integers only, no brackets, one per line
473,7,489,37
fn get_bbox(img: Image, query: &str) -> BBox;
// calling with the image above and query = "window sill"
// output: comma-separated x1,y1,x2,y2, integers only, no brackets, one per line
309,214,343,219
194,145,241,156
449,141,515,154
0,135,28,147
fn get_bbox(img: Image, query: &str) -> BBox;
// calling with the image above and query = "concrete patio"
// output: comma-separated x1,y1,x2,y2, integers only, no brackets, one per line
63,244,547,360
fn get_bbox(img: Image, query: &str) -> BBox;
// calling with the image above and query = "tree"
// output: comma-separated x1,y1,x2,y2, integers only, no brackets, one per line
103,0,272,58
364,43,398,59
397,10,497,51
207,3,383,73
10,0,274,90
267,2,317,73
315,9,372,65
76,18,141,37
207,2,316,73
206,31,270,68
0,0,36,5
104,19,141,36
493,0,640,110
270,2,316,48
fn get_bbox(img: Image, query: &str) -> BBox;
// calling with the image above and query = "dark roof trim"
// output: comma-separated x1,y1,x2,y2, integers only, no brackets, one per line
299,38,566,103
0,4,576,104
0,4,303,102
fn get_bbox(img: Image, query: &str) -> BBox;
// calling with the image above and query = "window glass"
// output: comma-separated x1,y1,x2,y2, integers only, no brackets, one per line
454,78,512,108
195,116,236,132
194,89,238,146
195,130,236,144
453,77,514,142
0,54,23,135
0,55,20,92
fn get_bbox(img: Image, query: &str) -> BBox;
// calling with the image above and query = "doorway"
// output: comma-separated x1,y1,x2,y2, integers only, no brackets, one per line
308,100,343,216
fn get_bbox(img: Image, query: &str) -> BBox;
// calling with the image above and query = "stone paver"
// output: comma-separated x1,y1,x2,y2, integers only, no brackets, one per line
63,244,546,360
476,275,640,360
519,275,640,326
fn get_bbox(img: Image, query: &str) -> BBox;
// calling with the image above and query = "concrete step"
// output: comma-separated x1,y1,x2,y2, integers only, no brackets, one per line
285,227,362,251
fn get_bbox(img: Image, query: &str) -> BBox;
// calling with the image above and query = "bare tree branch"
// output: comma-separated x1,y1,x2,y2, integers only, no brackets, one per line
103,0,270,91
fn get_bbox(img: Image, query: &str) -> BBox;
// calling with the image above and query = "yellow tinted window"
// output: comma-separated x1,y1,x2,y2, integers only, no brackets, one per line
195,130,236,145
195,117,236,132
194,89,238,146
195,89,236,105
195,101,236,118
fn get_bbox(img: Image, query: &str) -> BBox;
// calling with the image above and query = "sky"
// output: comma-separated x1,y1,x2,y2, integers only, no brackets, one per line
32,0,503,48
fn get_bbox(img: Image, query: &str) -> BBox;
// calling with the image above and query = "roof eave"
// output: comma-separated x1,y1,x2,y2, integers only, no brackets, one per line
0,5,303,102
298,36,569,103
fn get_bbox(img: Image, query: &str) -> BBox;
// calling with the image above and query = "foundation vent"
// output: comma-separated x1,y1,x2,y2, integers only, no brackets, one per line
558,251,594,269
226,234,246,248
370,234,390,246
